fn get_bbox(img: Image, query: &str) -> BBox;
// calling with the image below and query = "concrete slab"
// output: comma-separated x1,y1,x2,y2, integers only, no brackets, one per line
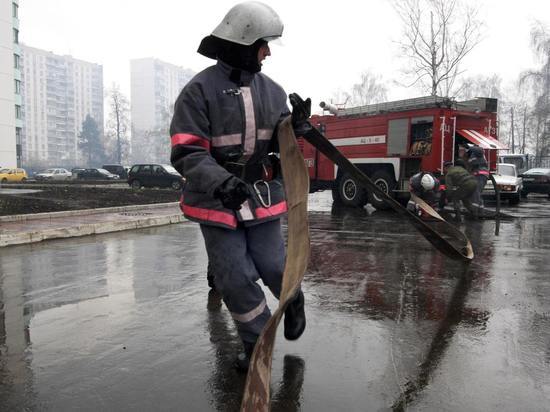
0,202,185,247
0,188,42,194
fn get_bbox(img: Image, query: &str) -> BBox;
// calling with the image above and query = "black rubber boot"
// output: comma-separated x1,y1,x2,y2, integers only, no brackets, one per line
284,290,306,341
234,341,255,373
207,272,216,290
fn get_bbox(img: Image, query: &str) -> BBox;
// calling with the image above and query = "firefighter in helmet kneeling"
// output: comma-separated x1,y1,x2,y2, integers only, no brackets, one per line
407,171,442,218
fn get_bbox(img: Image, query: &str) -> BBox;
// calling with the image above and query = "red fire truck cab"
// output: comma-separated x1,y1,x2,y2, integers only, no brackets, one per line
301,96,507,210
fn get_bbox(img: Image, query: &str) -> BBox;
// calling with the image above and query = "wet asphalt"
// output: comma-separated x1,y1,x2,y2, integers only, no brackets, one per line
1,193,550,411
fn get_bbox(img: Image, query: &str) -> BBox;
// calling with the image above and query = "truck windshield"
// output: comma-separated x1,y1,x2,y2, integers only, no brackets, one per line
500,156,524,170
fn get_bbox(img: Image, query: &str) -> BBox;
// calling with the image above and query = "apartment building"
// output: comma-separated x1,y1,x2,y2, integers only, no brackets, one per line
130,58,194,163
0,0,20,168
20,45,103,168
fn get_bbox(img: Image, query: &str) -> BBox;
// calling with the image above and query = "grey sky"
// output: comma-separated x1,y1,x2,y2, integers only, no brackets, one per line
19,0,550,111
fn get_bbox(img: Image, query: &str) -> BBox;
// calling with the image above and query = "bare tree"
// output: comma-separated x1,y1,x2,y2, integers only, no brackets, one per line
330,70,388,108
328,88,352,108
455,74,502,100
394,0,483,96
106,84,130,165
350,70,389,106
520,21,550,164
133,106,174,164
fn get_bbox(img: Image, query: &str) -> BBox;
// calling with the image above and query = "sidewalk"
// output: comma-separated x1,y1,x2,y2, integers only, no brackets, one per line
0,202,187,247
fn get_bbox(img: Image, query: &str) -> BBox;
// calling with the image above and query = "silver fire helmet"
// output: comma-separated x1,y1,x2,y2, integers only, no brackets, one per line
421,174,436,191
211,1,284,45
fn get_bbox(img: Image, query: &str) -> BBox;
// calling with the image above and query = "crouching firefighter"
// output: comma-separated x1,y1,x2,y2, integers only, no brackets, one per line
169,1,308,372
407,172,441,217
442,160,479,220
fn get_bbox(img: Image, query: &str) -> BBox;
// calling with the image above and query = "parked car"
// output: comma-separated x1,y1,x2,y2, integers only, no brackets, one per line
71,168,86,179
0,168,28,183
35,168,72,181
102,164,128,179
75,168,120,180
483,163,523,205
520,168,550,199
128,164,184,190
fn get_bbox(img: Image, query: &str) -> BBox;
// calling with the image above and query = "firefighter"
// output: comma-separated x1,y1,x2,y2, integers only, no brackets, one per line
407,172,441,216
443,160,479,219
169,1,307,372
464,144,490,211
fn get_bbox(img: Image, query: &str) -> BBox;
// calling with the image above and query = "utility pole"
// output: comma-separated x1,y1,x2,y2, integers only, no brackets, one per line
510,107,515,154
522,107,527,154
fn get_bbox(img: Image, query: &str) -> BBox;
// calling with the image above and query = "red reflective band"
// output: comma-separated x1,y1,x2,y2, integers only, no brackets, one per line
171,133,210,149
474,170,490,176
182,204,237,228
255,201,288,219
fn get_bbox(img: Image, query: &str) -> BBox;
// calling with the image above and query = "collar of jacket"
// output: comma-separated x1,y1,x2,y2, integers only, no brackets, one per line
216,60,255,86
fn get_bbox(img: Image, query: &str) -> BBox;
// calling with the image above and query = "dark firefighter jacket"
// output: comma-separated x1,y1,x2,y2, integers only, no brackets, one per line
169,60,289,229
466,146,489,176
409,172,441,205
409,172,440,195
445,166,477,193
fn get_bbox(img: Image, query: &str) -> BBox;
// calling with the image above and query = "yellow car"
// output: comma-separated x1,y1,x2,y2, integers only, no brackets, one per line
0,168,28,183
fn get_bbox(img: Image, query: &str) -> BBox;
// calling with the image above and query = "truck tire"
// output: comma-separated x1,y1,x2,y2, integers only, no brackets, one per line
334,172,368,208
368,170,396,210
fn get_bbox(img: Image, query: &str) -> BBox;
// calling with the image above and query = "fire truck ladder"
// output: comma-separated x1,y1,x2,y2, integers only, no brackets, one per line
327,96,497,117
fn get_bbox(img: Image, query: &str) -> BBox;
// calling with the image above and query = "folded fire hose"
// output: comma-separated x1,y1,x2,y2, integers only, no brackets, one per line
241,117,311,411
240,117,473,411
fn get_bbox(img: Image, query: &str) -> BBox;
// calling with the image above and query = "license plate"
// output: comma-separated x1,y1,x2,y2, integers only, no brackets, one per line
523,178,535,182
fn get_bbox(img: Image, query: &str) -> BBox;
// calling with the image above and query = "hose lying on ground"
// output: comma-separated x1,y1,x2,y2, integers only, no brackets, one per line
300,124,474,261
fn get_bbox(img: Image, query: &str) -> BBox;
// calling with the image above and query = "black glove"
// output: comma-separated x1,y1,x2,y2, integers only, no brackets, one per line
214,176,250,210
289,93,312,136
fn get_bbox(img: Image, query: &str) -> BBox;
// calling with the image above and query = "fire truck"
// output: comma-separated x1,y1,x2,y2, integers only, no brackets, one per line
301,95,507,209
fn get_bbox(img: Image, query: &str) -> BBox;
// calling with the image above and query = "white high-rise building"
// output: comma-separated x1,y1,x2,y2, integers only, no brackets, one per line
20,45,103,168
130,58,194,163
0,0,20,168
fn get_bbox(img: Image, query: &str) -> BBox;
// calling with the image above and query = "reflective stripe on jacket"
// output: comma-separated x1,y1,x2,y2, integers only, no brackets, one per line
170,60,289,229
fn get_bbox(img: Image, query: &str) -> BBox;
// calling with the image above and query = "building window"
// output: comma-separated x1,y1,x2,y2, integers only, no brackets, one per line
15,105,22,119
14,54,20,69
15,79,21,94
13,28,19,44
13,2,18,18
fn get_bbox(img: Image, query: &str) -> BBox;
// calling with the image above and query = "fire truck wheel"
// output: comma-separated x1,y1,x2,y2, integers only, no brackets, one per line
335,173,368,207
368,170,396,210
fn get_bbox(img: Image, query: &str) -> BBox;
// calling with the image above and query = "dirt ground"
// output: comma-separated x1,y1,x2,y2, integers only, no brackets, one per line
0,184,180,216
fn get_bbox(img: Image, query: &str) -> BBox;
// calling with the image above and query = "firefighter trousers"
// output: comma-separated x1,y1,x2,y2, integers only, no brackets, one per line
448,180,478,217
472,174,488,209
200,219,285,344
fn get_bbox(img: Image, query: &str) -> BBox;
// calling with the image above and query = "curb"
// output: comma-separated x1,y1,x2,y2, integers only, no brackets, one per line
0,202,180,222
0,203,188,248
0,214,187,248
